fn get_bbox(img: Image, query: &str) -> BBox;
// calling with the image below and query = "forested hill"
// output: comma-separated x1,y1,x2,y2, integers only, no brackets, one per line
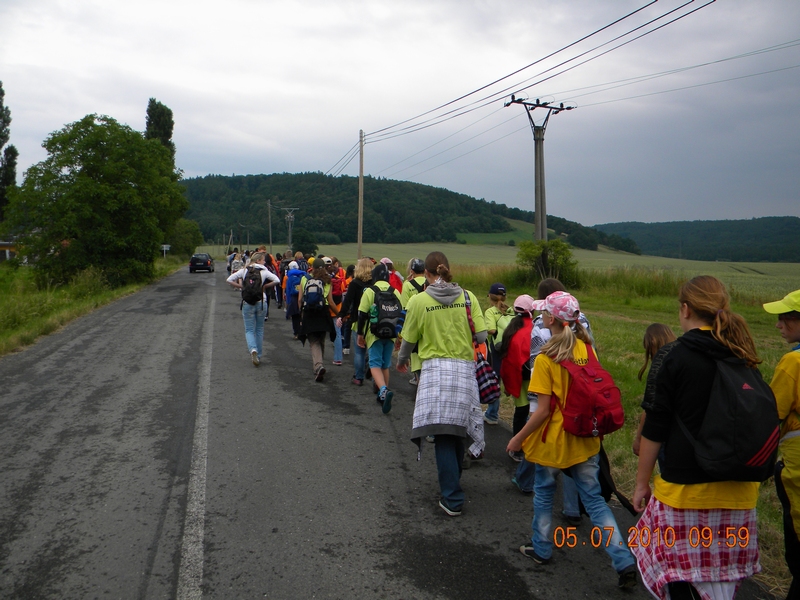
594,217,800,262
182,172,638,252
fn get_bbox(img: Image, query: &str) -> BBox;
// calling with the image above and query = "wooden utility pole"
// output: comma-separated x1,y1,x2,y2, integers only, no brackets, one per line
357,129,364,259
268,198,273,255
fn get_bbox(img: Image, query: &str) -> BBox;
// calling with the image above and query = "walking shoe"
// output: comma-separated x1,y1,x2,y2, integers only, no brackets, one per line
508,450,524,463
343,348,350,355
264,315,268,322
351,377,363,386
381,388,393,414
519,545,550,565
409,375,418,386
438,500,461,517
561,510,582,526
511,477,533,495
251,350,260,366
332,360,342,366
617,565,637,589
425,435,435,443
315,367,326,382
483,414,498,425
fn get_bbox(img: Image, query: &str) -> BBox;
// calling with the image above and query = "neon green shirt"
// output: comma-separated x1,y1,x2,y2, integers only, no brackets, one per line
358,280,403,348
401,288,486,362
400,276,426,309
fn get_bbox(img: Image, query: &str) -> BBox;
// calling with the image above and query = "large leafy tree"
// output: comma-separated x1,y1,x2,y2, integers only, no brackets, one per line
3,114,187,287
145,98,175,164
169,218,204,256
0,81,18,218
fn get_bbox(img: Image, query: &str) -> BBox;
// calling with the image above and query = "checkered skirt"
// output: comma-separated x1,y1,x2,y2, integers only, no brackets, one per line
411,358,478,436
631,497,760,600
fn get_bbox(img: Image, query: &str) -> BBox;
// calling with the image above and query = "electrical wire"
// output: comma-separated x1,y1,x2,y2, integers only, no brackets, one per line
325,140,360,175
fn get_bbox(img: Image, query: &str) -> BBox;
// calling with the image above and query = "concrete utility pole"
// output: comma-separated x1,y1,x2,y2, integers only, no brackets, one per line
357,129,364,259
505,96,574,241
282,208,299,252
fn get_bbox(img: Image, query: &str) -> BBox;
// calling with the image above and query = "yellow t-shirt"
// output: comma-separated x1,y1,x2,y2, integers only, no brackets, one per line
400,276,426,309
522,340,601,469
772,348,800,437
401,289,485,362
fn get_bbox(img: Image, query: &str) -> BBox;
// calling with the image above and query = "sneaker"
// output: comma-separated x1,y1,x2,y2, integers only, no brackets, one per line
519,545,550,565
425,435,435,443
380,387,393,414
508,450,524,463
264,315,269,322
315,367,326,382
251,350,260,366
351,378,363,386
511,477,533,495
561,511,582,526
438,500,461,517
617,565,637,589
332,360,342,366
483,414,498,425
409,376,418,386
343,348,350,355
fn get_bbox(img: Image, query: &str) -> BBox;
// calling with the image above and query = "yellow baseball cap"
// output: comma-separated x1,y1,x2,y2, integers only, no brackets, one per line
763,289,800,314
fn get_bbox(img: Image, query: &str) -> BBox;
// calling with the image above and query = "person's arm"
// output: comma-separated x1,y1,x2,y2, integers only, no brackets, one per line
506,393,551,453
226,270,243,289
632,413,646,456
633,436,661,512
297,281,304,312
326,288,339,317
262,269,279,291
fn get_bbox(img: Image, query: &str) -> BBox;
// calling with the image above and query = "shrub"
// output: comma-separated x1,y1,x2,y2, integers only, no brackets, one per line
516,239,579,287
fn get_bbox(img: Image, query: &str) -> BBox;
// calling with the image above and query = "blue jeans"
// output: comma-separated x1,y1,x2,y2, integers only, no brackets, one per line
484,398,500,421
333,321,343,362
531,454,634,572
242,301,267,359
342,319,352,349
515,458,536,492
352,330,367,380
515,459,581,512
434,435,465,510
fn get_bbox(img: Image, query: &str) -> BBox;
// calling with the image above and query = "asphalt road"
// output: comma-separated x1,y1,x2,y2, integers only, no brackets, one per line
0,268,776,599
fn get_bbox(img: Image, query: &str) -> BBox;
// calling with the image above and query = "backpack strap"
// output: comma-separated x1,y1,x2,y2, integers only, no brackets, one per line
410,279,424,293
463,290,478,347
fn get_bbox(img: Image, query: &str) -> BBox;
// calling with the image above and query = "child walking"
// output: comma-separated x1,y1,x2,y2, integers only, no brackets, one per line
484,283,514,425
507,291,637,589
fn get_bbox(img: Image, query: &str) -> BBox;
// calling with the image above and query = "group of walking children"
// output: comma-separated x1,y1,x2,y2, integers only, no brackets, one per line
226,246,797,600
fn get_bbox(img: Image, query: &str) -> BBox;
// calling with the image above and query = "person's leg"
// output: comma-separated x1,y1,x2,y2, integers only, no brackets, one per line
254,302,266,358
530,465,558,559
561,473,581,521
309,334,324,376
264,294,270,320
434,434,465,512
775,460,800,597
342,319,352,351
484,397,500,423
568,455,635,572
333,321,343,364
513,458,536,493
352,330,366,381
242,302,257,354
368,341,386,390
291,314,301,337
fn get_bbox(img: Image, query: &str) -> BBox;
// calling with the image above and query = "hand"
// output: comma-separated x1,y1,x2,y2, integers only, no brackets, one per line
335,317,342,328
357,335,366,349
506,435,522,454
632,483,652,513
632,435,641,457
397,362,409,374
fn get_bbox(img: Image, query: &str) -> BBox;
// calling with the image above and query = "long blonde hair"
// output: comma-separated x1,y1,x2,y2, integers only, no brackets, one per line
354,257,373,282
541,318,592,364
679,275,760,367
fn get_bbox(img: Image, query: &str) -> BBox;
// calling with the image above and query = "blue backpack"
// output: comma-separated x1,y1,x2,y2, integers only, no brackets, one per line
285,269,307,301
302,279,327,313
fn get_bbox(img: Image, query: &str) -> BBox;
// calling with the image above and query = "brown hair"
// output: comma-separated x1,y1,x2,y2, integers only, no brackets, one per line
311,263,331,284
537,278,566,300
424,251,452,283
679,275,760,367
638,323,677,380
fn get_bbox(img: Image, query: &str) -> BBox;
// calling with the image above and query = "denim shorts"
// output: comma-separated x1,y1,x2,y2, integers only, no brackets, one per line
368,338,394,369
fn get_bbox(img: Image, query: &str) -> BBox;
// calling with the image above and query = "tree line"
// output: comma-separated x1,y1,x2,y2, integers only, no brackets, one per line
595,217,800,263
182,173,640,254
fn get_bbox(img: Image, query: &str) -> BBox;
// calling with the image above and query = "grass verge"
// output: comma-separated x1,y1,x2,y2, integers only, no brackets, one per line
0,257,186,356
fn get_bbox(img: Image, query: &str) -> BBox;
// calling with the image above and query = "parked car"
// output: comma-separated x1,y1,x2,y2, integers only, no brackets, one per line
189,253,214,273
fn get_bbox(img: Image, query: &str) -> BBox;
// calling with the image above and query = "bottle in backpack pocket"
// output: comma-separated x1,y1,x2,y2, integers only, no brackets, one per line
369,285,403,339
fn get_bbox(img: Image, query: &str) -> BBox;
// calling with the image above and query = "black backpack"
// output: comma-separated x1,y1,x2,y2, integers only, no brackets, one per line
677,356,780,482
241,266,263,306
302,279,327,313
369,285,403,339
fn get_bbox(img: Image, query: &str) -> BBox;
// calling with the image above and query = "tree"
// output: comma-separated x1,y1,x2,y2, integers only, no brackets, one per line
145,98,175,164
0,81,18,219
291,228,318,256
2,114,188,287
516,239,579,287
167,218,205,257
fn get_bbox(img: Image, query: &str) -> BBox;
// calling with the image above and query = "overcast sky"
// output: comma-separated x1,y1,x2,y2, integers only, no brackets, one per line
1,0,798,227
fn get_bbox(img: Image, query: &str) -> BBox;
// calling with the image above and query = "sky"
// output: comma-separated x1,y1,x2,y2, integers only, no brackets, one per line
1,0,798,227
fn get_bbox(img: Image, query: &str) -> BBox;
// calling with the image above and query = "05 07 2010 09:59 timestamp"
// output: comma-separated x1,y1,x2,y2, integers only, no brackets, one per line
553,526,751,549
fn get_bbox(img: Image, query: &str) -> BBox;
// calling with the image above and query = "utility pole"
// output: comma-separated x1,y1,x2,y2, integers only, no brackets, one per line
268,198,274,255
282,208,299,252
505,96,574,241
357,129,364,259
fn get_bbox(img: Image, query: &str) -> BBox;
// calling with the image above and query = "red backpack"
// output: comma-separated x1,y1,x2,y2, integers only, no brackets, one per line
543,345,624,440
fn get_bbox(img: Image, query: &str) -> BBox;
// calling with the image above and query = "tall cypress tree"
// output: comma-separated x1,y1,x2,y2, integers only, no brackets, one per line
145,98,176,164
0,81,19,219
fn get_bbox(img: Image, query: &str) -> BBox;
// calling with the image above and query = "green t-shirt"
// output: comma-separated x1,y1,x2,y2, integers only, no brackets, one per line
400,276,426,308
358,280,403,348
485,305,515,346
401,288,486,362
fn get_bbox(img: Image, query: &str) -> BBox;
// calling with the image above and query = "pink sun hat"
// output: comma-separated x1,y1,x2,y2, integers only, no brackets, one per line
532,291,580,323
513,294,536,316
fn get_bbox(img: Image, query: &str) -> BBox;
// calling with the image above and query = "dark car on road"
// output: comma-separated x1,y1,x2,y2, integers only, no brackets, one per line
189,253,215,273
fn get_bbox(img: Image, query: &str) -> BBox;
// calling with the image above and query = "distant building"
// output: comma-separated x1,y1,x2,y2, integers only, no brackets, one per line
0,239,17,262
